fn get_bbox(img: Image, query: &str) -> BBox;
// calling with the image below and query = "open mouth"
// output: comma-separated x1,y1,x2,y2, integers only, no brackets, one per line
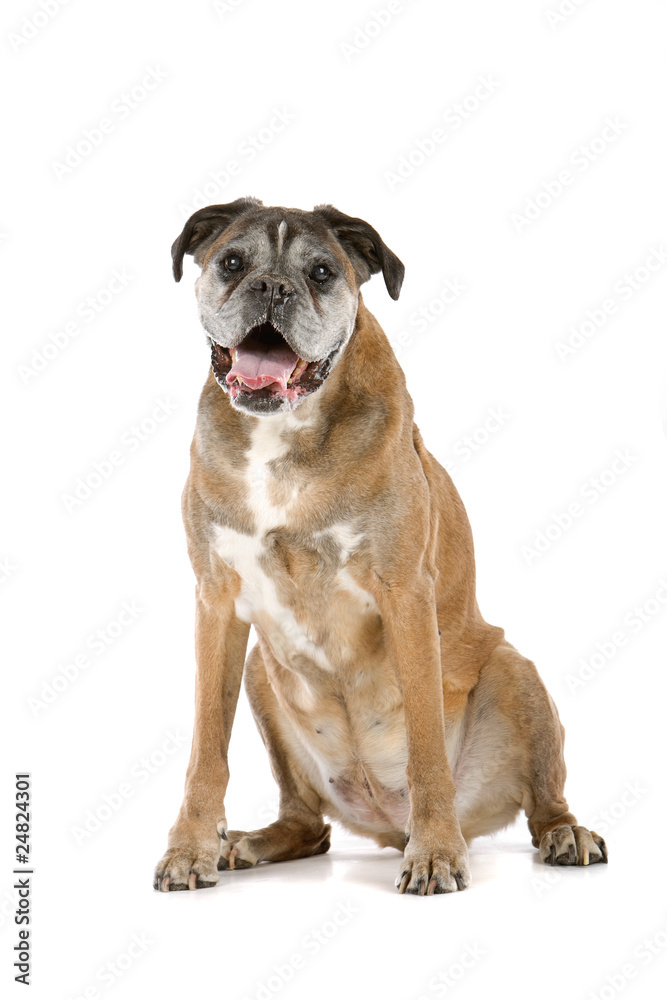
210,322,332,408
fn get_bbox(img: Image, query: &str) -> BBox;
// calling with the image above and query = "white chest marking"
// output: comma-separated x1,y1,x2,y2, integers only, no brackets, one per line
315,522,364,563
243,412,295,531
336,567,378,612
213,415,330,670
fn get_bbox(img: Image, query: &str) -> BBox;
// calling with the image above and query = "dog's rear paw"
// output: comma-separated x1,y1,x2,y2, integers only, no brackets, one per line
217,822,332,869
396,833,471,896
217,830,261,870
153,845,221,891
539,825,608,867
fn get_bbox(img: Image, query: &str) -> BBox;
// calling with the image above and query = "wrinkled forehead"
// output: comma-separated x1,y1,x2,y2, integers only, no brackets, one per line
202,208,355,277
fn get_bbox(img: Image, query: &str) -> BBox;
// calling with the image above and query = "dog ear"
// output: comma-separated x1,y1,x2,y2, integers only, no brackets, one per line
171,197,263,281
313,205,405,300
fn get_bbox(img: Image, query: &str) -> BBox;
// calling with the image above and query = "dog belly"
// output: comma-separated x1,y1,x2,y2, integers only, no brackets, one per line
290,732,412,835
325,771,411,830
300,711,412,833
254,601,520,841
253,600,413,834
275,667,514,841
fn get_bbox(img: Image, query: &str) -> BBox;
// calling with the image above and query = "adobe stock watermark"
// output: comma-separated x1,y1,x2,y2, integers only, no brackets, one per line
416,943,486,999
521,448,638,566
64,933,154,1000
384,75,501,191
255,798,279,825
586,914,667,1000
0,884,18,932
389,278,466,359
339,0,422,63
441,406,511,476
565,578,667,694
0,556,17,585
60,396,179,514
531,866,593,898
510,117,627,234
177,107,296,218
555,246,667,361
51,66,168,180
18,268,134,384
7,0,73,53
241,900,358,1000
27,600,144,716
70,730,188,846
587,780,648,839
212,0,250,16
545,0,592,29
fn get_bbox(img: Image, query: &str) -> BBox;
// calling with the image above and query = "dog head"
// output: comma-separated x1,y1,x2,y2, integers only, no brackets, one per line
172,198,404,416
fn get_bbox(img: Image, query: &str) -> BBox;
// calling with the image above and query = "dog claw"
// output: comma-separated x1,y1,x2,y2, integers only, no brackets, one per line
592,834,608,863
396,871,410,894
154,845,221,891
540,825,609,868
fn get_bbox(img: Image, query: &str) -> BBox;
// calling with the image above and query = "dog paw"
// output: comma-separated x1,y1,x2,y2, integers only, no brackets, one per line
217,830,260,870
217,821,332,869
153,844,221,891
396,834,471,896
540,825,608,867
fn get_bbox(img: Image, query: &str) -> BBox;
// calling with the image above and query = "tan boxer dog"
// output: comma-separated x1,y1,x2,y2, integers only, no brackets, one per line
153,197,607,895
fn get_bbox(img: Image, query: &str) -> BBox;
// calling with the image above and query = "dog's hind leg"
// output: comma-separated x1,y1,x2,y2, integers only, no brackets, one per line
218,642,331,871
517,649,609,867
457,641,608,867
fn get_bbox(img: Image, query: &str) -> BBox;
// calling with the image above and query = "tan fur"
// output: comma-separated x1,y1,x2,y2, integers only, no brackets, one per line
155,244,607,895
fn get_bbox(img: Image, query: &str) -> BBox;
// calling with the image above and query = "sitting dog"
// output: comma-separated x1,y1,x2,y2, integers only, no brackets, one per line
154,197,607,895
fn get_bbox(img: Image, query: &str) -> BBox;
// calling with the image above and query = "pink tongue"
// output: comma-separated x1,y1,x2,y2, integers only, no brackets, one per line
226,340,299,392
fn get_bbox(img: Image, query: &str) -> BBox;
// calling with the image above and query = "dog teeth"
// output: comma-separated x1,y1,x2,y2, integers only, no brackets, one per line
231,348,238,363
288,358,308,384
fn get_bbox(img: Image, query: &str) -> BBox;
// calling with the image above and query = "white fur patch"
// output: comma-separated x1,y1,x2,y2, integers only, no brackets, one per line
329,523,364,561
336,568,378,612
244,413,294,530
277,220,288,256
213,416,331,670
313,522,364,563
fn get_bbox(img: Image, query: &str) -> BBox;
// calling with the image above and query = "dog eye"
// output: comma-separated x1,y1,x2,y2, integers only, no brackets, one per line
224,254,243,272
310,264,330,283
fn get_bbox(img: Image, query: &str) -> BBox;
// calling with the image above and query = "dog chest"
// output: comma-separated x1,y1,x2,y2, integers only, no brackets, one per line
211,414,380,672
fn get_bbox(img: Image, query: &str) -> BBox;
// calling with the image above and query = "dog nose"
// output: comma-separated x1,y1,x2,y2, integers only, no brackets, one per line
250,274,295,305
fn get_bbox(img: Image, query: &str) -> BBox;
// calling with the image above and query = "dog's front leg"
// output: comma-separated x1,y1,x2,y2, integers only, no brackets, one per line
382,576,470,896
154,589,249,891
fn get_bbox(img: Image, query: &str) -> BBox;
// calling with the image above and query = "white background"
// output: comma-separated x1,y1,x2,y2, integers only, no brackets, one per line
2,1,667,998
